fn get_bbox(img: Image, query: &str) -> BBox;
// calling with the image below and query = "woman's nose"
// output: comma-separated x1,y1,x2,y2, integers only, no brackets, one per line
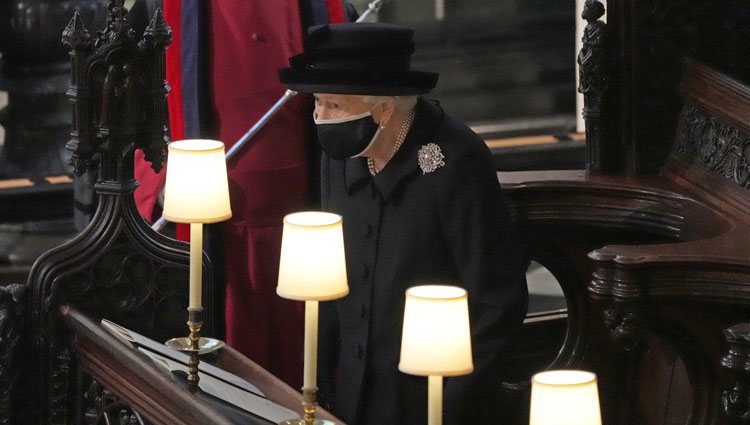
314,105,329,120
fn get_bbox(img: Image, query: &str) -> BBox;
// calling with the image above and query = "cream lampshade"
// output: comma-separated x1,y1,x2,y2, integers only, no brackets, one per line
399,285,473,425
529,370,602,425
399,285,474,376
277,211,349,425
162,139,232,224
277,211,349,301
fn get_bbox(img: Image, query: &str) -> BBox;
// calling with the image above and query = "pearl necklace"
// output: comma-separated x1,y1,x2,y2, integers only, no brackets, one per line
367,107,416,176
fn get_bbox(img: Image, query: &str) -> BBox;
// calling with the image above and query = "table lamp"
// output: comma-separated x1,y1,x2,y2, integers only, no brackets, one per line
161,139,232,388
399,285,474,425
529,370,602,425
277,211,349,425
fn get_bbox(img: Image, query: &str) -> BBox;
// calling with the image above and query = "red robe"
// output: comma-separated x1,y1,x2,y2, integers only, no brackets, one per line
135,0,310,388
208,1,309,388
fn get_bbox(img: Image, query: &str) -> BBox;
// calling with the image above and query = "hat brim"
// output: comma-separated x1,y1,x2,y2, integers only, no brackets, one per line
278,68,438,95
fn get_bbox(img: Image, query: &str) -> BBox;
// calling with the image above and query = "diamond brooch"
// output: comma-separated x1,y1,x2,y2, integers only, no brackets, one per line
417,143,445,174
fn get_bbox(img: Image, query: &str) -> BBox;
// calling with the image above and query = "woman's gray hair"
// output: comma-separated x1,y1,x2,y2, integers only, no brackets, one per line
362,95,418,113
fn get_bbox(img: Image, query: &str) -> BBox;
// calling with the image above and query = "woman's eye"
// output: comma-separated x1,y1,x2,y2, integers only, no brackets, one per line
329,103,339,109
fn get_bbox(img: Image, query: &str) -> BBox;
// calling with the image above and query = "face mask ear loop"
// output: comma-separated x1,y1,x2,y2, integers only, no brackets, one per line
352,125,383,158
353,103,390,157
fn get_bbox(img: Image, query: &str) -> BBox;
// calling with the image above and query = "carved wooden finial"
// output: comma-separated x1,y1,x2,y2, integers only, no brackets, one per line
143,8,173,47
97,0,133,46
109,0,129,21
62,11,94,176
140,7,172,173
63,1,172,176
61,12,91,50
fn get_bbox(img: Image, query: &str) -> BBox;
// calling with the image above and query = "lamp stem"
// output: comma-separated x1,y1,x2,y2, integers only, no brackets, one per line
187,222,204,391
189,222,203,309
303,300,319,390
299,300,320,424
428,375,443,425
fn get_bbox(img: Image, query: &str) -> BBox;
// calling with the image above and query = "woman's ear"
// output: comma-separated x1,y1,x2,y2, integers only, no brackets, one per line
372,98,397,128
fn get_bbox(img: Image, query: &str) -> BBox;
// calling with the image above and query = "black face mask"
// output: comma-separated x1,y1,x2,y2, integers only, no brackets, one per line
314,110,382,160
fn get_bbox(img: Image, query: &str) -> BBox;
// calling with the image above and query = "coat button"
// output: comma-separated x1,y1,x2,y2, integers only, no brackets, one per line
250,32,265,42
360,304,367,318
358,264,369,279
363,224,373,238
357,344,364,359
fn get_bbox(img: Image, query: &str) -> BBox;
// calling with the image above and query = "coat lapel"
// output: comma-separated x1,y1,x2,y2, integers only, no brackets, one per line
344,155,370,194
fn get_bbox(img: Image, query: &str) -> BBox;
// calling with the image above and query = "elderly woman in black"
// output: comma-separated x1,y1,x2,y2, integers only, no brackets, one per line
279,22,528,425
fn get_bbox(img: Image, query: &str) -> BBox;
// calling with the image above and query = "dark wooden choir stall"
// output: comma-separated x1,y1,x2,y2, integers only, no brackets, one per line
1,0,749,424
497,0,750,424
0,2,341,424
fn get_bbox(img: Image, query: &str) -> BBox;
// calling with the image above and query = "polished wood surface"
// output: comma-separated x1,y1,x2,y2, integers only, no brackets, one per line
63,306,343,425
498,53,750,425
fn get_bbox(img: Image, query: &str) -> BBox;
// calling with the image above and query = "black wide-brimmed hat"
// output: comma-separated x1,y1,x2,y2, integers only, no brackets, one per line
278,23,438,95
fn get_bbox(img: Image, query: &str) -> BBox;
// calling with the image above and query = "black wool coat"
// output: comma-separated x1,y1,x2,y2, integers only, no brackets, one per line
318,98,528,425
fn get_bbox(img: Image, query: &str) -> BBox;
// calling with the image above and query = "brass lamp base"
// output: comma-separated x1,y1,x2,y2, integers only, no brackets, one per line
164,307,225,390
165,336,225,354
278,386,335,425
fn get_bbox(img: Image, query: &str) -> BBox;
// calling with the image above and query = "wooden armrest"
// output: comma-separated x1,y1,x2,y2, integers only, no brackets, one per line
498,170,731,241
498,169,750,303
590,231,750,267
588,228,750,303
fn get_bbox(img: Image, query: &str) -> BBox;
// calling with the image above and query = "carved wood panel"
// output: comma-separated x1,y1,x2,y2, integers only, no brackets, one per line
675,104,750,192
604,0,750,175
20,2,216,424
82,378,150,425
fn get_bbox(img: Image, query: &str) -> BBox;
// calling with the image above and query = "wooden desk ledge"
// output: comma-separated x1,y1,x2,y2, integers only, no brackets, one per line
61,306,344,425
